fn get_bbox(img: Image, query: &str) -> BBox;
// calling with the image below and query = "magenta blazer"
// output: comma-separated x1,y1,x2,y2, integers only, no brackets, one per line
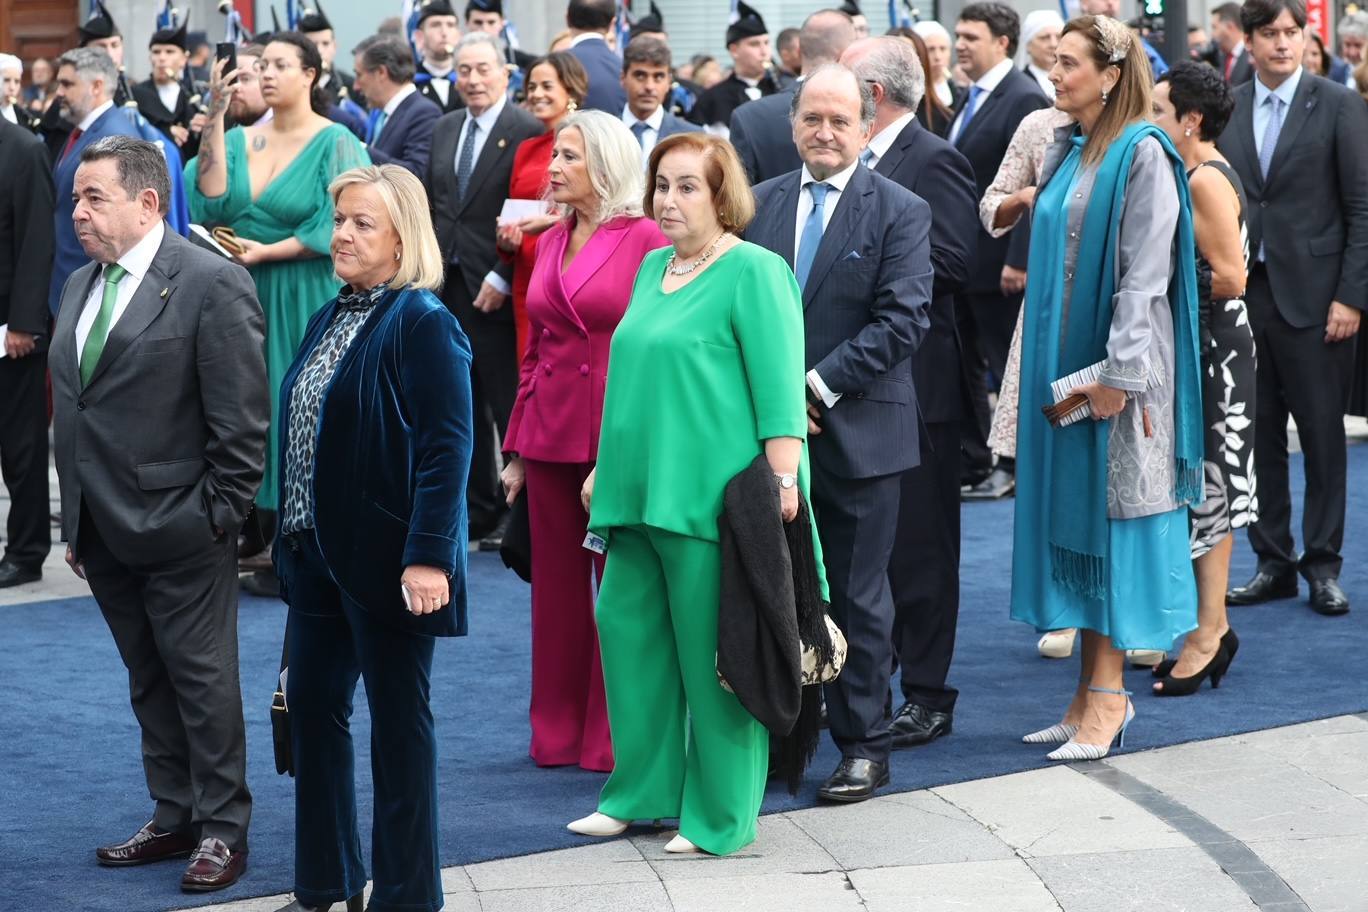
504,215,669,463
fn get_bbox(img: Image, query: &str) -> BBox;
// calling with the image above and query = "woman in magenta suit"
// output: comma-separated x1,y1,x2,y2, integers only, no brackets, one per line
500,110,669,771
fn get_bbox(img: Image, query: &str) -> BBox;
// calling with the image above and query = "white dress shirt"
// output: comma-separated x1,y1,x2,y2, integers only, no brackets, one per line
76,220,165,361
1,104,17,124
947,57,1015,144
425,61,454,106
77,99,115,133
156,81,181,113
382,82,417,118
863,111,917,170
622,103,665,168
795,159,861,407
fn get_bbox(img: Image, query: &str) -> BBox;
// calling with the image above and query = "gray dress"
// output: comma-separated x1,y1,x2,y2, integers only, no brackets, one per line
1040,131,1182,519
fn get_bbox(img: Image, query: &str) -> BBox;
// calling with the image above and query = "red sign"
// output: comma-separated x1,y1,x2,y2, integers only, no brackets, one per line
1306,0,1330,44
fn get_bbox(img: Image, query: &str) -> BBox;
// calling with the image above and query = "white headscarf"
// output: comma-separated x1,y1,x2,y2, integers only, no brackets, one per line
1020,9,1065,59
912,20,951,45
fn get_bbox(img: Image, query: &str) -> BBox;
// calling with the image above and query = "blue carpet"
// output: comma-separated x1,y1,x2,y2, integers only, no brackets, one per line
2,446,1366,911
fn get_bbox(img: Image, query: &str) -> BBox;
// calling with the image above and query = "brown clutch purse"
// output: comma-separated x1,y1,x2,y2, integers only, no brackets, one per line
1042,394,1091,428
210,226,247,256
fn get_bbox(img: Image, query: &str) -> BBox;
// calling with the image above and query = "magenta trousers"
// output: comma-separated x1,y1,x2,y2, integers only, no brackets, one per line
523,458,612,771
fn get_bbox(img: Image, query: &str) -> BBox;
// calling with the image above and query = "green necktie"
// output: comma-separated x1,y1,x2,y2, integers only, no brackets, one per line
80,263,127,387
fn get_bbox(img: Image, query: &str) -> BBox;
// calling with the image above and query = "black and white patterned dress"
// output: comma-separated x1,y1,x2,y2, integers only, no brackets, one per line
1188,160,1258,558
280,283,389,535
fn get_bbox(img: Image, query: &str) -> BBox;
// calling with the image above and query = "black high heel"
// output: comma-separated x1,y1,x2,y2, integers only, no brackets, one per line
1152,628,1238,678
1153,641,1233,696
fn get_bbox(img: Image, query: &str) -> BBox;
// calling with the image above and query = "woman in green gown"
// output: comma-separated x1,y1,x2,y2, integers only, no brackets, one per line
185,33,369,561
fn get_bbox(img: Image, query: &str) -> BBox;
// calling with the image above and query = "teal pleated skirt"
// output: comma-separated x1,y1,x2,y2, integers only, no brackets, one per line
1011,506,1197,651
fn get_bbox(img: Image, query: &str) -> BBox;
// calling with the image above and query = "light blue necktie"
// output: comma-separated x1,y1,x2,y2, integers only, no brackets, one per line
1257,94,1284,261
858,147,874,169
794,182,831,292
370,109,389,143
630,120,650,147
954,85,984,145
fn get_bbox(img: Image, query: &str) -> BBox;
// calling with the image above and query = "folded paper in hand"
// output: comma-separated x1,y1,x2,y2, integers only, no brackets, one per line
498,199,550,225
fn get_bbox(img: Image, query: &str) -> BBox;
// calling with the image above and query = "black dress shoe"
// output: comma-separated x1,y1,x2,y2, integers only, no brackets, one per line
961,466,1015,501
479,512,512,552
1309,579,1350,616
816,757,889,803
0,559,41,588
1226,569,1298,605
890,702,953,749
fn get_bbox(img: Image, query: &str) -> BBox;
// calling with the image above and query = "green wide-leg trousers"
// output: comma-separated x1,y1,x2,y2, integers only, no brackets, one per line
593,525,768,856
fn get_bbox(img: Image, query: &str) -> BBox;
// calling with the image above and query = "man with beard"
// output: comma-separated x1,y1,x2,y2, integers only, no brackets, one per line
47,47,139,317
41,1,136,162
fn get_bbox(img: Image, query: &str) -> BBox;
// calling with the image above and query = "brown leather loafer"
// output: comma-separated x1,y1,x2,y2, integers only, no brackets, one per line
181,837,248,893
96,821,196,867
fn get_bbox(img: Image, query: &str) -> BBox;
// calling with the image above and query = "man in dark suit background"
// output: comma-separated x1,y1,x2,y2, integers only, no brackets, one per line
694,1,788,135
843,36,978,750
48,46,140,317
730,8,857,184
749,65,933,802
52,136,268,893
948,2,1047,500
413,1,465,114
1212,2,1255,85
566,0,628,114
1216,0,1368,616
354,34,442,177
0,115,56,588
427,32,541,545
619,37,693,169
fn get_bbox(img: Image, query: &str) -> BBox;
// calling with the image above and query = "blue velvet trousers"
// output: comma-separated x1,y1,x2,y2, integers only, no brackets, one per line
281,532,442,912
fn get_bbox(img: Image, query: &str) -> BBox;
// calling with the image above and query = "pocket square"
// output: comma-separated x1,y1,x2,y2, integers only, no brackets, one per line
843,250,862,261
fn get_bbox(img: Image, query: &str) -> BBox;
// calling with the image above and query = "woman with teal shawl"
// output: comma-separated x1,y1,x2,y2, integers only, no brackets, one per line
1011,17,1203,761
184,34,369,556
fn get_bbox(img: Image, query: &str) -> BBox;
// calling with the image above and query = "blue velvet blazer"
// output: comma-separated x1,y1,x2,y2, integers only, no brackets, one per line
274,285,475,637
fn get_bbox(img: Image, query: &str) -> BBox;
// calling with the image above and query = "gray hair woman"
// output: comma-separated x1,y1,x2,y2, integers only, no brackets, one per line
498,110,669,772
272,164,473,912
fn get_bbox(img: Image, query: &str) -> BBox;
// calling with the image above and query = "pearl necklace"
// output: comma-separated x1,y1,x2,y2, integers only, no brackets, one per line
665,232,727,276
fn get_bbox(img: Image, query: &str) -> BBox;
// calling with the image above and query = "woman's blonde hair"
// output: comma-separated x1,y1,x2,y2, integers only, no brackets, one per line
1063,15,1154,166
554,110,645,223
328,164,443,291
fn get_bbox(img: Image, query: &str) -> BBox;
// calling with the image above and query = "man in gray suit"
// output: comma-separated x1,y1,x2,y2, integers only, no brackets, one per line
748,65,933,803
730,8,857,184
51,136,268,893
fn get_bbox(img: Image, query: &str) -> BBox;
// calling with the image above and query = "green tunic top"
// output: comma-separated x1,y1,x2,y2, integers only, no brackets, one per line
183,123,369,509
590,242,827,595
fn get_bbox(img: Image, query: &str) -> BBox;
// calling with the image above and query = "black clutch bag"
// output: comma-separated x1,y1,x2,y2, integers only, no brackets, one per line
499,491,532,583
271,621,294,777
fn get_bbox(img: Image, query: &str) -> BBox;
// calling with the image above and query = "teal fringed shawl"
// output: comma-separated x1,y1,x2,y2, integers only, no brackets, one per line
1022,121,1204,600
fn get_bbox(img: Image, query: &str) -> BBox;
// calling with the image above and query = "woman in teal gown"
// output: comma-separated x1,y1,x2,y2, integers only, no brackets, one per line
185,33,369,550
1011,17,1203,761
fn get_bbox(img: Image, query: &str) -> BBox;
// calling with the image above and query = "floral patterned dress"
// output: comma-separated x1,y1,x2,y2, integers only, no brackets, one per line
1187,159,1259,558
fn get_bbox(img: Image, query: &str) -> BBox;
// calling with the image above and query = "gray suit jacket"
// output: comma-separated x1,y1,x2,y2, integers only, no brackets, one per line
1217,73,1368,327
748,164,933,479
51,227,269,565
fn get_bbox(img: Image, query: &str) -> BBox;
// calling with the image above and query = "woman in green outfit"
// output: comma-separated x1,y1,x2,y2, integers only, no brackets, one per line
185,32,368,577
571,133,825,856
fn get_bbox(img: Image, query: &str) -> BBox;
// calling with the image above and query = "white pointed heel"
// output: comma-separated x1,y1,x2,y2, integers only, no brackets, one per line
1046,686,1135,762
1022,722,1079,744
664,834,700,854
1037,629,1077,659
1125,649,1166,668
566,812,631,837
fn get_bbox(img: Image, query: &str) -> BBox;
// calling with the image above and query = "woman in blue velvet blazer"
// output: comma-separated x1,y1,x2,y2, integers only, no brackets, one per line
271,165,473,912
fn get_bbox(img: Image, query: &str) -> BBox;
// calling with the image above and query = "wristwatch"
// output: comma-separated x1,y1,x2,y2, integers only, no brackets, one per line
774,473,797,489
